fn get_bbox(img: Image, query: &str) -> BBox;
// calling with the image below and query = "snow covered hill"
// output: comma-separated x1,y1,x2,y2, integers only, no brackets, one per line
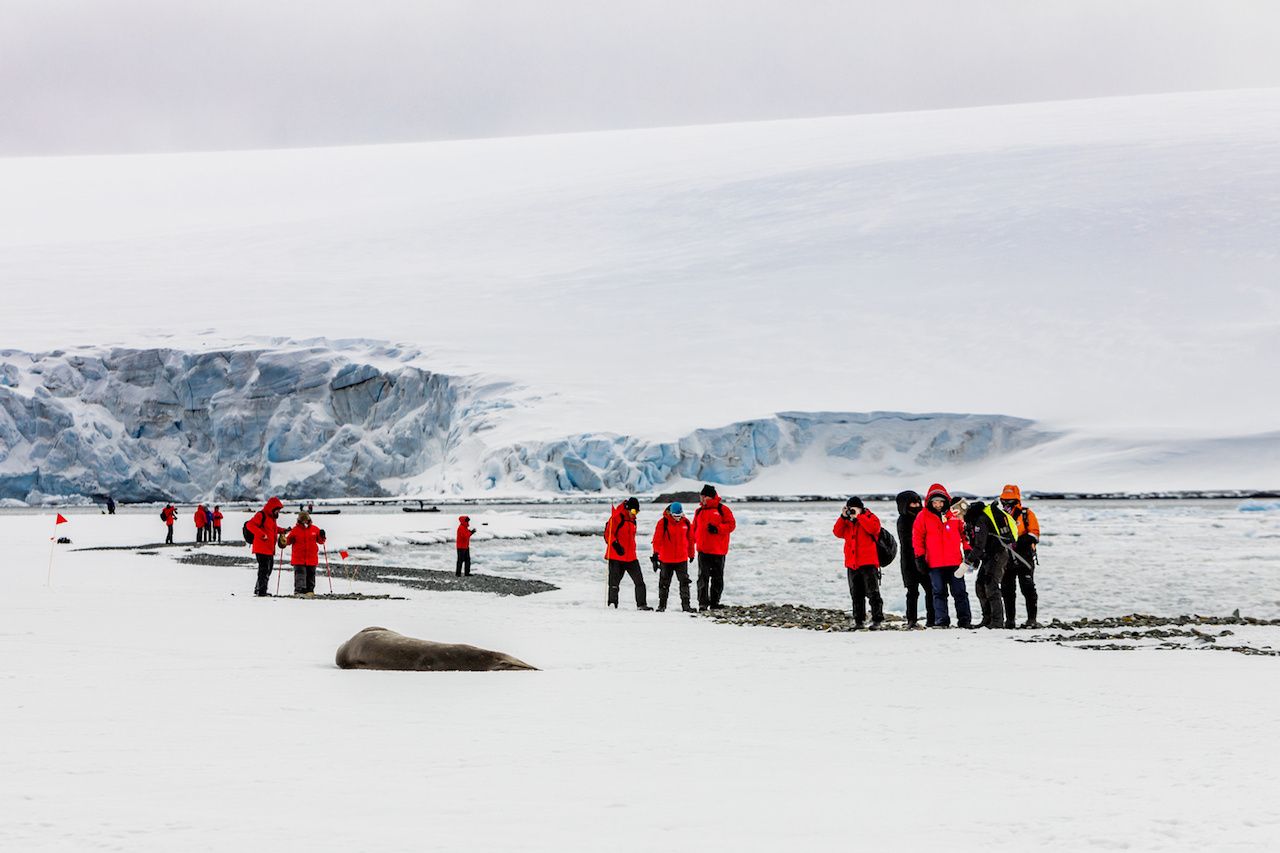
1,89,1277,496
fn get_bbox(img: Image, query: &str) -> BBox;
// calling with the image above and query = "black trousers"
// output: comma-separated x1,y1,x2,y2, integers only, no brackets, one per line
196,526,204,543
658,561,692,609
212,527,222,542
1001,556,1038,626
975,549,1008,627
607,559,648,608
456,548,471,576
904,569,935,625
696,553,726,609
165,524,174,544
847,565,884,624
293,564,316,594
254,553,275,596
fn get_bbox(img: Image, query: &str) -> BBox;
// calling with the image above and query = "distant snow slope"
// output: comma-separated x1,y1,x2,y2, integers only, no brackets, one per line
1,90,1276,493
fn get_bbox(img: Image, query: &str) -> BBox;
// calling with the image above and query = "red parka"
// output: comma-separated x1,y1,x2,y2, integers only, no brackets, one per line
162,505,175,526
911,484,968,569
245,496,287,557
652,513,695,564
457,516,474,550
833,511,882,569
604,503,638,562
286,523,326,566
212,509,223,529
194,506,207,528
692,498,736,556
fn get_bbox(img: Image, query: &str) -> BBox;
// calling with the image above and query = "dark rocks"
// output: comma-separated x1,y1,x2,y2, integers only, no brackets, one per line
703,603,905,632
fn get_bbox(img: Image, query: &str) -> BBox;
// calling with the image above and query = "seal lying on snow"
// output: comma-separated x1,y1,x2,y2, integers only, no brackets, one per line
335,627,537,671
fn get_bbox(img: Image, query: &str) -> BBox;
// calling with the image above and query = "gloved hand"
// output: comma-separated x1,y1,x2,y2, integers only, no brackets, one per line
915,556,928,574
707,524,720,534
611,541,623,557
650,554,660,571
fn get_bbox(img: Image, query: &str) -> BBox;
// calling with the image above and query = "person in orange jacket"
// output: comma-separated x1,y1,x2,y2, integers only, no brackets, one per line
603,497,651,610
245,496,288,597
998,484,1041,627
833,497,884,629
651,502,695,612
161,503,176,544
211,505,224,542
456,515,476,577
285,511,326,595
692,484,737,611
194,504,208,543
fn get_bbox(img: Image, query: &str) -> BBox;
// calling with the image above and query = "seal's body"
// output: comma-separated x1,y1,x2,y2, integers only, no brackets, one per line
335,627,537,672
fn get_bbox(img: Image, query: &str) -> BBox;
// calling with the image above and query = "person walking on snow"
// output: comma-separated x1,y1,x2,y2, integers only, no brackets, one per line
456,515,476,577
999,484,1041,628
194,504,207,543
833,497,885,629
211,505,223,542
245,496,289,597
962,500,1018,629
105,495,116,515
693,484,736,611
895,490,934,629
285,511,326,595
912,483,973,628
651,502,696,612
603,497,652,610
161,503,176,544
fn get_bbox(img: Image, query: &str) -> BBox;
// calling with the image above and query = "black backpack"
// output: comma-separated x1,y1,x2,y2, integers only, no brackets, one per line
242,511,261,544
874,528,898,568
159,509,167,521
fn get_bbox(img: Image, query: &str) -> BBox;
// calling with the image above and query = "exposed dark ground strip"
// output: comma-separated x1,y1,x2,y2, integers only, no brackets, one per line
175,551,557,597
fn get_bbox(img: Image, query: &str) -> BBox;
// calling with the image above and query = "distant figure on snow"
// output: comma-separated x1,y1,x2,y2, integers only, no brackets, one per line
161,503,176,544
456,515,476,577
245,496,289,597
833,497,884,629
105,495,116,515
692,484,736,611
912,483,973,628
211,505,223,542
285,511,326,596
651,502,695,612
999,484,1041,628
895,490,933,629
603,497,651,610
194,504,208,543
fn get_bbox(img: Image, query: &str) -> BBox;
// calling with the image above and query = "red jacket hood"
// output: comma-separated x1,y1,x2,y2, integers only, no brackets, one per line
262,497,284,515
925,484,951,505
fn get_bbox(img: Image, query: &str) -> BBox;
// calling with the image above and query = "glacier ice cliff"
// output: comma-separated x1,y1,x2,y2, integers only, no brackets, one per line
0,344,1052,502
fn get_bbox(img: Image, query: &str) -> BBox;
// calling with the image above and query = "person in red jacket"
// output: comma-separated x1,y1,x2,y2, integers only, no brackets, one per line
692,484,737,611
456,515,476,577
161,503,176,544
245,496,288,597
285,511,327,595
194,504,207,543
832,497,884,629
603,497,652,610
911,484,973,628
211,505,223,542
651,502,696,612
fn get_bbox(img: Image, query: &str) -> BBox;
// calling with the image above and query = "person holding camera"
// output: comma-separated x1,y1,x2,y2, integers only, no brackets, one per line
692,484,736,611
456,515,476,577
603,497,652,610
833,497,885,629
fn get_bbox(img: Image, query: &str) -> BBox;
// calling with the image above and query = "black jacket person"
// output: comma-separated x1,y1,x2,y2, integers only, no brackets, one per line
895,490,933,628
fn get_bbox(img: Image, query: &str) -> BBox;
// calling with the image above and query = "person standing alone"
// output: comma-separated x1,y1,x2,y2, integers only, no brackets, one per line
161,503,175,544
692,485,736,611
833,497,885,629
651,502,696,612
456,515,476,577
603,497,652,610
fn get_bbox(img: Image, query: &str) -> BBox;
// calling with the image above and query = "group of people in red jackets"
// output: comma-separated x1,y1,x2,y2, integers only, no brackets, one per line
242,497,328,596
602,484,738,612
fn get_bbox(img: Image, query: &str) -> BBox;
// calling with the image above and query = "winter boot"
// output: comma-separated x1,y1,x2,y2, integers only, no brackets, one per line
637,605,654,611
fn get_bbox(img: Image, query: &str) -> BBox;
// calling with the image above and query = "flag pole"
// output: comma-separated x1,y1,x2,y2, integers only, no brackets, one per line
48,513,69,586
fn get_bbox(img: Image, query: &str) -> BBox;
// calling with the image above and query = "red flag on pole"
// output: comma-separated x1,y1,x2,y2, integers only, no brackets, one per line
55,513,68,525
339,550,349,559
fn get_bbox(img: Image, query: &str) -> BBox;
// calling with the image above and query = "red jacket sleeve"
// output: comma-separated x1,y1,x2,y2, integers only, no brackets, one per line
857,512,882,536
719,504,737,533
912,512,927,559
833,516,853,539
686,521,695,560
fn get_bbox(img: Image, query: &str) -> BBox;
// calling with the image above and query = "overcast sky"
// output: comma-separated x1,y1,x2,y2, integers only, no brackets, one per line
5,0,1280,155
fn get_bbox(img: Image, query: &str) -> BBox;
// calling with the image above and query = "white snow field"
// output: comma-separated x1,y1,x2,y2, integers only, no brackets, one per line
3,507,1279,851
2,88,1277,460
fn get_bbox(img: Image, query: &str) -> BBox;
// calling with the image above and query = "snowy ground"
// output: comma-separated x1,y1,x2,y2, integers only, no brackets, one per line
3,506,1279,851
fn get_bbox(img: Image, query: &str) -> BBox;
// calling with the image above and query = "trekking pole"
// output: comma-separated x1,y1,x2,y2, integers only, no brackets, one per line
275,540,285,596
322,544,333,594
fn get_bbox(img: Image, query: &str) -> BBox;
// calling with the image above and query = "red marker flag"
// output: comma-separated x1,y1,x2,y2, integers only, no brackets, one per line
339,550,349,559
55,513,68,525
